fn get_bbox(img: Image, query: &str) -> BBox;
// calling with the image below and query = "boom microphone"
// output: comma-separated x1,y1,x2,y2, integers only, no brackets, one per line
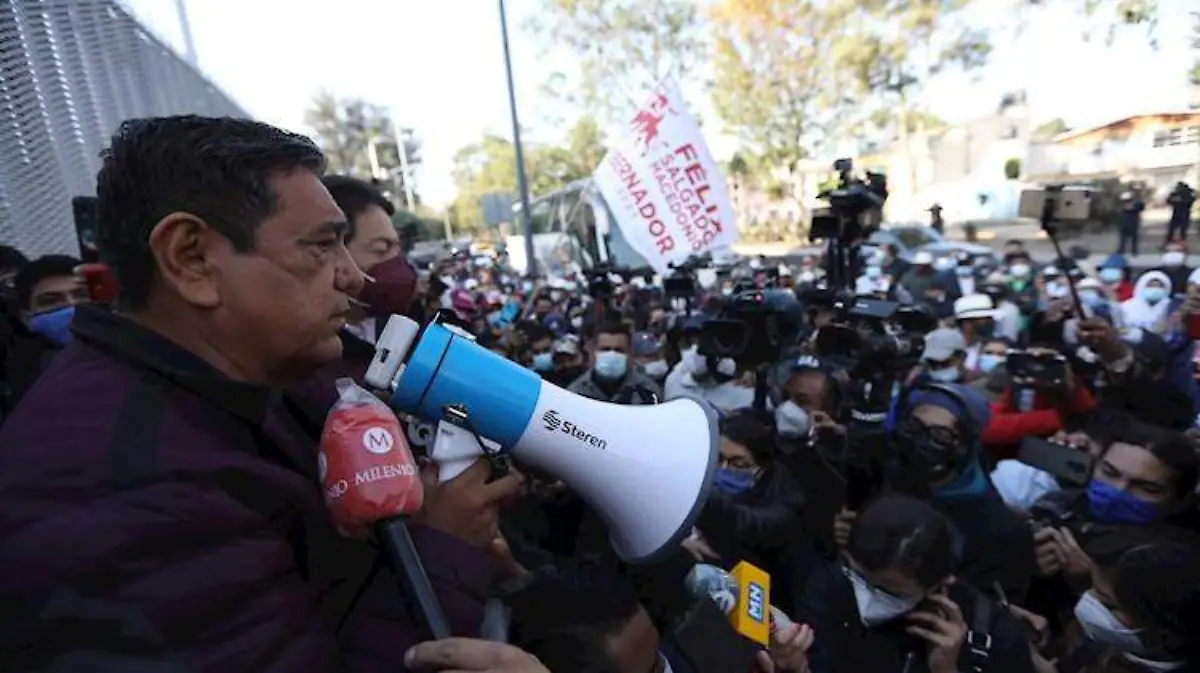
365,315,719,563
684,562,794,646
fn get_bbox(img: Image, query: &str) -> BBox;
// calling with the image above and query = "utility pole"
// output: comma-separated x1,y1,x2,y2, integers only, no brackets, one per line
173,0,198,67
498,0,537,277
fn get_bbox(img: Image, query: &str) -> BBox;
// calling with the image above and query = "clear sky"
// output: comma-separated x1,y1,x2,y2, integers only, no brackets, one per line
124,0,1196,208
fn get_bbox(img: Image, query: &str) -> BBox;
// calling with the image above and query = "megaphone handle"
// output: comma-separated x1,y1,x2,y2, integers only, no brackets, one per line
437,458,477,484
769,606,794,633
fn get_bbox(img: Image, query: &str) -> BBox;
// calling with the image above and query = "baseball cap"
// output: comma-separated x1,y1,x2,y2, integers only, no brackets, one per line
553,336,580,356
631,331,663,357
922,327,967,362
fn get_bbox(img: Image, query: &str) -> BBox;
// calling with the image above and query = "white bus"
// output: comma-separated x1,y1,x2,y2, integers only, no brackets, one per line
508,178,650,275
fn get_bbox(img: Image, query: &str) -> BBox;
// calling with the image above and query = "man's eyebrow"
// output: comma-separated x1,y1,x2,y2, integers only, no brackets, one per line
310,221,348,237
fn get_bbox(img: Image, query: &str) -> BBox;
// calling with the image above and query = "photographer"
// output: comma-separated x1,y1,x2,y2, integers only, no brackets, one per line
980,343,1097,462
664,343,755,414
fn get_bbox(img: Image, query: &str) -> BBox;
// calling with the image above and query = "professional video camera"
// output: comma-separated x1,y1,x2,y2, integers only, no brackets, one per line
809,159,888,245
663,254,710,303
813,297,936,376
697,288,804,371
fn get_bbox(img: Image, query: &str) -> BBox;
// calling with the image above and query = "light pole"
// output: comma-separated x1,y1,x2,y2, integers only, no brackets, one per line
498,0,537,277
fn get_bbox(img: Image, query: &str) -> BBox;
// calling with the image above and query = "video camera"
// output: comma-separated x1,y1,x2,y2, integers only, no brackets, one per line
813,296,935,375
663,254,709,302
1005,349,1070,388
809,159,888,246
697,288,803,371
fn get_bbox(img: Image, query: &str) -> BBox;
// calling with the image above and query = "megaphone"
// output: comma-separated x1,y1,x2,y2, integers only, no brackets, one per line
365,315,719,563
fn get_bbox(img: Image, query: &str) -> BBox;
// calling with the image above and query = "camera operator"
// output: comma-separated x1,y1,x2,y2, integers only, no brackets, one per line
568,321,662,405
1165,181,1196,245
881,384,1038,605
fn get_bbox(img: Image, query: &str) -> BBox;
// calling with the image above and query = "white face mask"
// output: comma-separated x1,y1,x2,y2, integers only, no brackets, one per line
1010,263,1031,279
716,357,738,378
571,316,583,329
643,359,669,379
775,400,810,439
845,566,920,626
684,347,708,376
594,351,628,380
865,265,883,279
1074,591,1145,654
928,366,960,383
1162,251,1186,267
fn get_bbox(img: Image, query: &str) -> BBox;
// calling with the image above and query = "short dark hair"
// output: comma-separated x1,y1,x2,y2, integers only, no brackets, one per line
1103,422,1200,500
505,562,642,673
1112,539,1200,659
321,175,395,244
597,321,632,340
95,116,326,310
721,408,776,465
848,494,958,589
0,244,29,275
14,254,81,310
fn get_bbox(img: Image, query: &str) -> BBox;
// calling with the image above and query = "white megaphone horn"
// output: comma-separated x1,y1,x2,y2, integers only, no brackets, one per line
365,315,719,563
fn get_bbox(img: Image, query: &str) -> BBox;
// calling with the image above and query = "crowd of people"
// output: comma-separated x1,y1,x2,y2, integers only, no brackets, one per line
2,115,1200,673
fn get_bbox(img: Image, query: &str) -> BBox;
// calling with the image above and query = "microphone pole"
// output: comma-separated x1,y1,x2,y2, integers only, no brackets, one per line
377,518,451,639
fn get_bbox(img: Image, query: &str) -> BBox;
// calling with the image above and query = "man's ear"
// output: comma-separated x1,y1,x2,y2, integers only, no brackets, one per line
146,213,223,308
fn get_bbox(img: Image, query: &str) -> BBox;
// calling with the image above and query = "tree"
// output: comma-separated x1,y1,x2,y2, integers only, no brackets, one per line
1032,118,1071,140
833,0,991,192
709,0,851,227
446,123,604,235
1004,157,1022,180
304,91,422,204
526,0,705,124
1191,10,1200,87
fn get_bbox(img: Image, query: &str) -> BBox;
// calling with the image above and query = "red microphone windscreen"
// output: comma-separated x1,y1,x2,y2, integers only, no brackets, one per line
320,379,423,536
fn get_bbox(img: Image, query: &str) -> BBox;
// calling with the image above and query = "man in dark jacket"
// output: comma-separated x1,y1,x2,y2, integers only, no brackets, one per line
0,116,520,672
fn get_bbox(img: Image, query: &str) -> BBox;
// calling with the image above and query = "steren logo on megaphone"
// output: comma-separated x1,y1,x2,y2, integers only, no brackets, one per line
541,409,607,450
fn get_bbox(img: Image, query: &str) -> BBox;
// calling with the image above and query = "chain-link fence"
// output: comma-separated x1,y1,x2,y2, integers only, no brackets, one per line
0,0,247,257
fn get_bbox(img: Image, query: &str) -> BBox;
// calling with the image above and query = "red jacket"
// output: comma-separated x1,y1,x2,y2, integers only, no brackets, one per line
981,384,1097,460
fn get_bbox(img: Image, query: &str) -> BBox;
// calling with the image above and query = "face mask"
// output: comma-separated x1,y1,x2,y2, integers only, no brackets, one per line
29,305,76,346
684,347,708,376
1162,251,1185,267
594,350,628,380
845,566,920,626
1074,591,1145,654
571,316,583,330
865,266,882,279
532,352,554,372
928,366,960,383
643,359,669,379
359,256,417,317
1080,289,1105,309
955,266,973,277
977,354,1005,374
1142,286,1168,304
713,467,756,496
1100,268,1124,283
934,258,956,272
550,291,564,303
1087,479,1160,525
775,400,810,439
1010,263,1030,279
521,281,534,294
716,357,738,378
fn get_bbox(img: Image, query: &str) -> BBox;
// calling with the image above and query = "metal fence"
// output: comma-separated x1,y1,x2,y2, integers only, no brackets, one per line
0,0,247,257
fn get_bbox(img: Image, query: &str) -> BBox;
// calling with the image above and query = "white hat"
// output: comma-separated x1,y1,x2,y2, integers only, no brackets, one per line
922,327,968,361
954,293,998,320
913,251,934,265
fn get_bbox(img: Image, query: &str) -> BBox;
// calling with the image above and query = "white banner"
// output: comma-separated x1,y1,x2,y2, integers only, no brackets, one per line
593,79,738,273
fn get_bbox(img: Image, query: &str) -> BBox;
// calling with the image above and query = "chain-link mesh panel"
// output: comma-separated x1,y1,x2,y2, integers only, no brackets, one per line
0,0,247,258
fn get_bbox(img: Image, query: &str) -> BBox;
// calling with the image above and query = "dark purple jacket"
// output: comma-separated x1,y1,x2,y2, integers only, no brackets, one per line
0,306,492,672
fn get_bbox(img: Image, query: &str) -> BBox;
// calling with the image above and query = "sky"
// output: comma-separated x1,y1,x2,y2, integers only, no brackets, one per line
123,0,1197,208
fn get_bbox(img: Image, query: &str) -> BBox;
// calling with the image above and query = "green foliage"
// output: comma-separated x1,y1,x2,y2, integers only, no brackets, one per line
304,91,421,202
392,209,446,248
446,117,607,235
526,0,704,124
1033,118,1071,140
1004,157,1022,180
765,182,788,201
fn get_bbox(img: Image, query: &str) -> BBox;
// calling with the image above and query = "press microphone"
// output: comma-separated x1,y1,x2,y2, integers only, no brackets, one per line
684,562,795,646
320,379,451,639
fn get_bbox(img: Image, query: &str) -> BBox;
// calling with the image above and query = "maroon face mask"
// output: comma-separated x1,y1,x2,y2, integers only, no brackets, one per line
359,255,417,318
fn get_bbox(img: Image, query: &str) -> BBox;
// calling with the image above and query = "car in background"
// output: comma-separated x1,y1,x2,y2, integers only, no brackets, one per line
864,225,997,267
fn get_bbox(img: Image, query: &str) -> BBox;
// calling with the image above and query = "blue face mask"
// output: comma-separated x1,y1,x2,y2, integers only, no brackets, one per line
1099,268,1124,284
1141,287,1168,304
532,352,554,372
1080,289,1106,309
713,467,757,496
977,354,1005,374
29,305,76,346
1087,479,1160,525
928,366,960,383
955,266,973,278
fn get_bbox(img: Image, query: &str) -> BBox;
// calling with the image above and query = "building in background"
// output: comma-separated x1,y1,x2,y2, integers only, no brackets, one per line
0,0,246,257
